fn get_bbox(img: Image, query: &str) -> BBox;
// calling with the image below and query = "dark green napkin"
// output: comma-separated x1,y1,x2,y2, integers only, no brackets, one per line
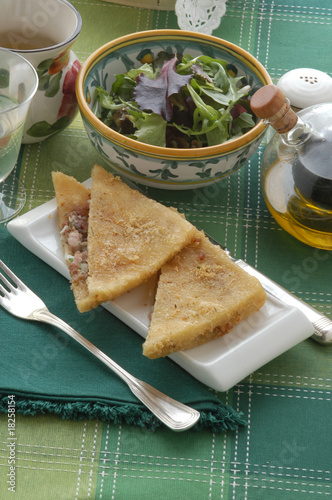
0,225,246,431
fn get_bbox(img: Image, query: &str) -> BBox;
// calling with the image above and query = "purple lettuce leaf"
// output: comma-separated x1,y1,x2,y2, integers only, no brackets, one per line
134,56,193,122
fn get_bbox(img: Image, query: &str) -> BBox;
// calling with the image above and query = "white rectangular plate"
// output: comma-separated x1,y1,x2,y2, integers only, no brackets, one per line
7,185,314,392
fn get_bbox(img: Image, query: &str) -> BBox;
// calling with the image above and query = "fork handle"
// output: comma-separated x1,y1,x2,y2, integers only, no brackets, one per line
32,308,200,431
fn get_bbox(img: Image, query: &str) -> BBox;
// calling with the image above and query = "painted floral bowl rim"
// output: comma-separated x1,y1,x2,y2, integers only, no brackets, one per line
76,29,272,161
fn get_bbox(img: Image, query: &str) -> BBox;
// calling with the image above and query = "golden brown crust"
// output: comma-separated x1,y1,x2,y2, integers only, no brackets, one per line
86,165,197,303
52,172,90,229
53,167,266,356
143,230,266,359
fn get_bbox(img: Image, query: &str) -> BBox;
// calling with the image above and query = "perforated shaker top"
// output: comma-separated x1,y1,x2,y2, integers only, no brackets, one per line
277,68,332,109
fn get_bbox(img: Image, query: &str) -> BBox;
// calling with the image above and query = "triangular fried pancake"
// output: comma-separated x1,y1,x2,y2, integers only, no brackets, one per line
86,165,197,303
52,172,100,312
143,230,266,358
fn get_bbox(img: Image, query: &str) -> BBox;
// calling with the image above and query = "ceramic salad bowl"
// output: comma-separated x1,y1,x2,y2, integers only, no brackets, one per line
76,29,272,190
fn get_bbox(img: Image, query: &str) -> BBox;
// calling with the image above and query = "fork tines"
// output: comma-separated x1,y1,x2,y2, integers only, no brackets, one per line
0,259,23,295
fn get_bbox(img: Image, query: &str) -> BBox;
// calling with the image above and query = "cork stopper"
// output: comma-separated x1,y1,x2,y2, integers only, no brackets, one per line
250,84,298,134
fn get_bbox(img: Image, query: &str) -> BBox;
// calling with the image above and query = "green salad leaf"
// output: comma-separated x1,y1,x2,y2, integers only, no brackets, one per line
93,52,256,148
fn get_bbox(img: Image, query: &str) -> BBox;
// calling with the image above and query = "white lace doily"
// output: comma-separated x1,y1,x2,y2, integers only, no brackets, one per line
175,0,227,35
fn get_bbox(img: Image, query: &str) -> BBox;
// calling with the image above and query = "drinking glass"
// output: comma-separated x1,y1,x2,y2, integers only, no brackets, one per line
0,48,38,223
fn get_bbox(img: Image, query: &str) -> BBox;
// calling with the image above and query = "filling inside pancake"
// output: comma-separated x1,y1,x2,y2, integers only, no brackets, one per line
60,204,90,283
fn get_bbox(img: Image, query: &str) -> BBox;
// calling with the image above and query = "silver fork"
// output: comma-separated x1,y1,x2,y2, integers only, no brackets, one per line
0,259,200,431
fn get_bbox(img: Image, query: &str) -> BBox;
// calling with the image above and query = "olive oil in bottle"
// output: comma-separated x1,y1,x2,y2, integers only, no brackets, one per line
250,85,332,250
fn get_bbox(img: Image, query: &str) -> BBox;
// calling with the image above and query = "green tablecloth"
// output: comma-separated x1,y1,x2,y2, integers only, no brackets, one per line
0,1,331,499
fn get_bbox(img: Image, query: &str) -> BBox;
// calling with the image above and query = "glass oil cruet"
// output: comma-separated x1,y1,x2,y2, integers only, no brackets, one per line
250,84,332,250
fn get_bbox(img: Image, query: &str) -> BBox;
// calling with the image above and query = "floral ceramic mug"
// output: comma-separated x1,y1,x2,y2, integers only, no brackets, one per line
0,0,82,143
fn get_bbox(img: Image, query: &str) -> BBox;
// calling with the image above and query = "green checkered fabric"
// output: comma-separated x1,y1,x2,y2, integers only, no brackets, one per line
0,1,331,499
